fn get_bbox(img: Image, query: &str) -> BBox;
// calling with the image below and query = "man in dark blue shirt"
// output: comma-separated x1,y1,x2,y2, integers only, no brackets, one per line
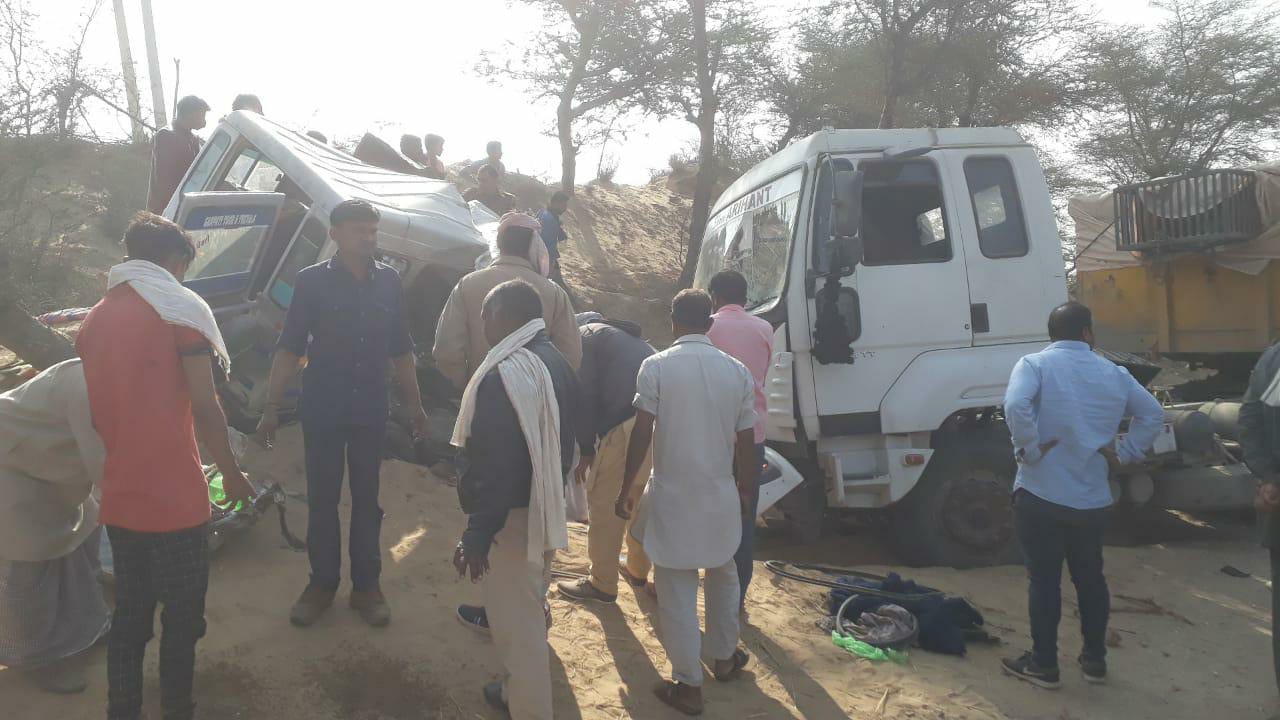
256,199,428,629
536,191,571,294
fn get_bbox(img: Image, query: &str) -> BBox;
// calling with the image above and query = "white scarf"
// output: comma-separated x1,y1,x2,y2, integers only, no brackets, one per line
452,319,568,565
106,260,230,371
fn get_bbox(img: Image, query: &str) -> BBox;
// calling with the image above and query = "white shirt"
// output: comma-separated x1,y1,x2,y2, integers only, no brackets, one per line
631,334,755,570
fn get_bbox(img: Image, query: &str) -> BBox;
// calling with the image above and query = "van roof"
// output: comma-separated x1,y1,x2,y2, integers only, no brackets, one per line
223,111,484,267
712,127,1028,217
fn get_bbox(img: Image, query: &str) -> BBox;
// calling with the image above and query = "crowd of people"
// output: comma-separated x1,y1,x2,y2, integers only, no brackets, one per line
6,91,1280,720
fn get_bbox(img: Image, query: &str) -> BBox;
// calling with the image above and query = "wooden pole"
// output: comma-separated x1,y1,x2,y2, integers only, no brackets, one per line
139,0,167,129
110,0,145,142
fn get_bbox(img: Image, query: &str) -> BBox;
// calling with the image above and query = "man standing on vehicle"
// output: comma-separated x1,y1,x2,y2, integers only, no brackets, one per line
435,212,581,633
256,199,429,629
77,213,253,720
1237,339,1280,696
706,270,774,612
556,315,655,605
146,95,209,214
1001,302,1163,689
451,280,577,719
615,289,758,716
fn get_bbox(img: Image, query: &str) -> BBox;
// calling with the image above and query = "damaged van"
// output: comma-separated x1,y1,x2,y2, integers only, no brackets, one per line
160,111,487,430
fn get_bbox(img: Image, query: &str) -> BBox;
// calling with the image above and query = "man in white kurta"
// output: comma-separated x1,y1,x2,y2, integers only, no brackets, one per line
615,289,759,716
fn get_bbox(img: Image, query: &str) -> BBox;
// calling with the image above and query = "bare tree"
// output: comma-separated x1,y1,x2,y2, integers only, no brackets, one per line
478,0,678,191
648,0,771,288
1079,0,1280,183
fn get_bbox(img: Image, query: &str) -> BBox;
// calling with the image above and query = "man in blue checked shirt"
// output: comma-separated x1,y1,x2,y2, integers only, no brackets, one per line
1000,302,1163,690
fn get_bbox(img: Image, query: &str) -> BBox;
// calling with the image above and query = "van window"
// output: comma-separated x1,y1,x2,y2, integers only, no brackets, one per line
268,217,327,309
184,208,275,281
217,146,283,193
860,160,951,265
181,131,231,196
965,157,1029,258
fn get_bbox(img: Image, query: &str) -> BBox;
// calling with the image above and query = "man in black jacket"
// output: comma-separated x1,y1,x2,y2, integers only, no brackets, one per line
452,280,578,718
1240,341,1280,697
557,317,656,604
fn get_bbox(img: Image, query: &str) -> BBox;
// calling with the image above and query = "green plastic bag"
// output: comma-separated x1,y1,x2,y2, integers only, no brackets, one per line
207,470,247,514
831,631,909,664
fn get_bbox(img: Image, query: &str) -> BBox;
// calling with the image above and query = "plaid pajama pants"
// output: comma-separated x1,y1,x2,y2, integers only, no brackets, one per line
106,524,210,720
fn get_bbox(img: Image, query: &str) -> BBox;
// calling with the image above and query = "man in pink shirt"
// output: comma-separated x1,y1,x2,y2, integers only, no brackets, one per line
707,270,773,611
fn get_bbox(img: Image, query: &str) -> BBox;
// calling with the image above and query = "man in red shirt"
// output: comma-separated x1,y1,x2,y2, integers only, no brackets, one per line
77,213,251,720
145,96,209,214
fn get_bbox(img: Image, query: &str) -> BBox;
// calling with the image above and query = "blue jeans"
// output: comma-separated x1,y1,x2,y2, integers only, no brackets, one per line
733,443,765,610
302,422,387,592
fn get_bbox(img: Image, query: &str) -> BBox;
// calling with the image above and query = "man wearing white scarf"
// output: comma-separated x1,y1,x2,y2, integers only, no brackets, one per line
452,280,579,720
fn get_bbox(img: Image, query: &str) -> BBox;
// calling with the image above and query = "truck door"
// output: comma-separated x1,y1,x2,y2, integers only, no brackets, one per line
175,192,286,318
807,156,974,423
942,149,1060,345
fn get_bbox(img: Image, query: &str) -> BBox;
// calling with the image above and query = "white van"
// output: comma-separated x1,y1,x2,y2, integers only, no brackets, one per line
162,111,487,426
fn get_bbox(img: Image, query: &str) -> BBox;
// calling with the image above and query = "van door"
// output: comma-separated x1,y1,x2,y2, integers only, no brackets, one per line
176,192,286,318
807,155,973,426
942,149,1058,345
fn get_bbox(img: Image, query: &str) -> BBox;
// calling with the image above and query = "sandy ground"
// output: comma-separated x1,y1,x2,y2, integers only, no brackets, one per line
4,425,1279,720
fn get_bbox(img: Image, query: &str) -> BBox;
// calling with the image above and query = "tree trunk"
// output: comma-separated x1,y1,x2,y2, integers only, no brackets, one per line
0,300,76,371
677,0,715,290
878,35,905,129
557,99,577,192
679,114,717,290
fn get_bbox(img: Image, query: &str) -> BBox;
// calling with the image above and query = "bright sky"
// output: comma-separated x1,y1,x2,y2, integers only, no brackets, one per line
35,0,1161,185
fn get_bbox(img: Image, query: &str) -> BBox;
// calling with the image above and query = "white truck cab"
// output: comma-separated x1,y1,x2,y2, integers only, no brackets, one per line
161,111,487,428
696,128,1068,566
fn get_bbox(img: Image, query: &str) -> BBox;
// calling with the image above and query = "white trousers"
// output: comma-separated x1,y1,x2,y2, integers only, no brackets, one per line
655,559,741,687
482,509,555,720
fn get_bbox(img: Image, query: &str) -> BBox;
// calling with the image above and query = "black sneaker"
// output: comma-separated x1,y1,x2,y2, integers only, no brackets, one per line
1001,652,1061,689
1079,653,1107,684
456,604,490,635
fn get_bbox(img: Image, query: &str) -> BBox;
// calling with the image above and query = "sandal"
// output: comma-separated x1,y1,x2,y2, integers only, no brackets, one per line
711,647,751,682
652,680,703,716
619,566,647,588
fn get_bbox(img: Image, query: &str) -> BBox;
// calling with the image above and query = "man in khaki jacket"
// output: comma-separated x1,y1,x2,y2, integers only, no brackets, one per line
434,213,581,390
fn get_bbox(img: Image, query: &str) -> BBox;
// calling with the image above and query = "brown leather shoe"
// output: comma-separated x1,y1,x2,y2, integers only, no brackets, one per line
557,578,618,604
350,588,391,627
289,583,335,627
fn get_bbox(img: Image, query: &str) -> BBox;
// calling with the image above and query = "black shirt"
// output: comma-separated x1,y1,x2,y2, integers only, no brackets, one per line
458,332,580,553
277,257,414,427
575,320,654,456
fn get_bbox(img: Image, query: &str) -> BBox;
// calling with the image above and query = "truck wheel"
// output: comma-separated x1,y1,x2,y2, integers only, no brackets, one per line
891,428,1019,568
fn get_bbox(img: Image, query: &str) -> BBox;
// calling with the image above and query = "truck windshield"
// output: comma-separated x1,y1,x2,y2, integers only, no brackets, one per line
694,169,803,309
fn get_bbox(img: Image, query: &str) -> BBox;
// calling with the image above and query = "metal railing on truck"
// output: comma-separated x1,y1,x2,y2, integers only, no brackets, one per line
1113,169,1261,254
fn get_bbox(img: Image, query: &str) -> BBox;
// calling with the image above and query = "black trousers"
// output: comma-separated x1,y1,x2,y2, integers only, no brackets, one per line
302,422,387,592
733,443,765,610
106,524,210,720
1014,490,1111,668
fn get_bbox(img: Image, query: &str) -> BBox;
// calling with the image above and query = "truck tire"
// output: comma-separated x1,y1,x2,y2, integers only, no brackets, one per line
891,426,1020,568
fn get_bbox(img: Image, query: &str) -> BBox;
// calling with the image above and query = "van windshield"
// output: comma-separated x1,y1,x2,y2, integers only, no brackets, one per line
693,169,804,309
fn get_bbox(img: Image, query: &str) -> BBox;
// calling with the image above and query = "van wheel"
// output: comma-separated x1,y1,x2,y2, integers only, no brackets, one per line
891,427,1019,568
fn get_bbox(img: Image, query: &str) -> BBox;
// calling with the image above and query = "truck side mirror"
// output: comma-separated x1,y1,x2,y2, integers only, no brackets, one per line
832,169,865,269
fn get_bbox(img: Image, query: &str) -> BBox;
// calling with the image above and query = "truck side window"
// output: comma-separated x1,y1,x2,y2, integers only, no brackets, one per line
180,131,231,196
965,157,1029,259
860,160,951,266
216,145,283,193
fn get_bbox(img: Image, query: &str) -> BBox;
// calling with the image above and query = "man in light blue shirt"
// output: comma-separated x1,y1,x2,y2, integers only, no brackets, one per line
536,191,571,296
1001,302,1163,690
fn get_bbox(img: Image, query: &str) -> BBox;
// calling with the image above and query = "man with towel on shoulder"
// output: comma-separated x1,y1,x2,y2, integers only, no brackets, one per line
0,359,111,695
451,279,579,719
77,212,253,720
